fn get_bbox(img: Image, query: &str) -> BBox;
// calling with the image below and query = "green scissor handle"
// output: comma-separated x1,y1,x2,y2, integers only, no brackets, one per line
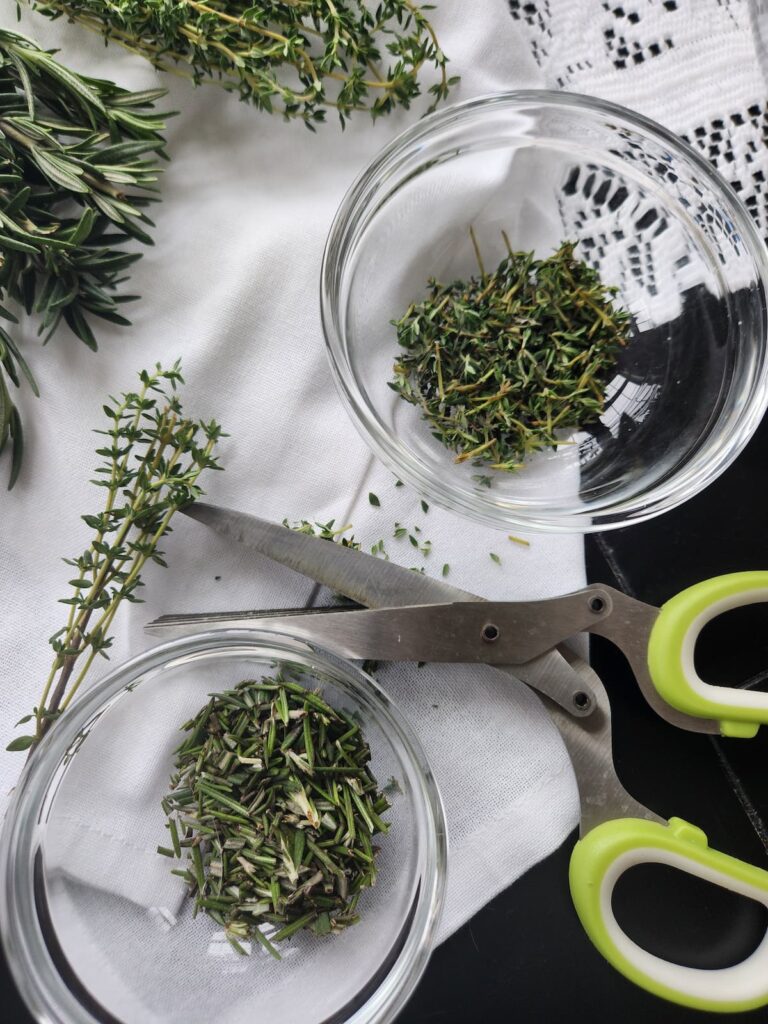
570,817,768,1013
647,572,768,738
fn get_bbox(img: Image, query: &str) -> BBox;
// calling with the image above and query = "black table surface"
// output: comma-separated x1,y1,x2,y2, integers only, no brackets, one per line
3,419,768,1023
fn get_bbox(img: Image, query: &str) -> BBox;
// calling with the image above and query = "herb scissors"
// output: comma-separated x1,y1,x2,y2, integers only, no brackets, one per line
147,502,768,1013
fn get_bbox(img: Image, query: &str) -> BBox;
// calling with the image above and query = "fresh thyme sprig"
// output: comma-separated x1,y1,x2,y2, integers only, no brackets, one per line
8,362,225,753
0,27,168,486
391,236,631,472
161,674,390,956
28,0,455,127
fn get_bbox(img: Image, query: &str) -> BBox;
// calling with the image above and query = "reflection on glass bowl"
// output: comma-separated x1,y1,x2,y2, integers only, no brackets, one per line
321,91,768,532
0,631,446,1024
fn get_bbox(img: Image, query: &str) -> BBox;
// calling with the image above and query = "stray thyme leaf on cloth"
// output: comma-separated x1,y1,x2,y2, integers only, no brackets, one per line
8,362,225,753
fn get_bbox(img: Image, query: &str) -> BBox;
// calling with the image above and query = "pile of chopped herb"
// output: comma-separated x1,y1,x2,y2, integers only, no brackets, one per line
160,675,390,957
390,236,631,472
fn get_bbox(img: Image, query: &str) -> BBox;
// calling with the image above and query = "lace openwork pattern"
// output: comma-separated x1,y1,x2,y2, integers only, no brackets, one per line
507,0,767,470
509,0,768,244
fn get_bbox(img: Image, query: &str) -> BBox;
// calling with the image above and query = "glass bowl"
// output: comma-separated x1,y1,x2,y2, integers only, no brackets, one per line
0,631,446,1024
321,91,768,532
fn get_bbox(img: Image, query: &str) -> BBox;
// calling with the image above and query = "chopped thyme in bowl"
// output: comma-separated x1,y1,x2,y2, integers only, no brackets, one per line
390,236,630,472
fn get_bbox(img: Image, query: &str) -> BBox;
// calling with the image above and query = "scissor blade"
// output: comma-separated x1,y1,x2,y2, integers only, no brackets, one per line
543,650,662,833
182,502,478,608
147,597,608,666
176,502,601,717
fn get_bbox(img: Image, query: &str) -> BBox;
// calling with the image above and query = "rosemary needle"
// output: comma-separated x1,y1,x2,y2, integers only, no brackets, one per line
0,28,168,487
162,675,390,955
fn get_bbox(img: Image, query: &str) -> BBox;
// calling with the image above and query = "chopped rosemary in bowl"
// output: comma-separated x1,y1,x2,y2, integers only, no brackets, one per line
160,674,391,958
1,631,446,1023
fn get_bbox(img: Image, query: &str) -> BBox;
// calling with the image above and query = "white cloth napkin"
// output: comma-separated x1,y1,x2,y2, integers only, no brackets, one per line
0,1,585,946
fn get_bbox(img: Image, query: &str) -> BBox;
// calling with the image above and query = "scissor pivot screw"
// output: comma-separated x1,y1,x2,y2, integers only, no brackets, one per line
573,691,592,712
481,623,500,643
589,596,606,613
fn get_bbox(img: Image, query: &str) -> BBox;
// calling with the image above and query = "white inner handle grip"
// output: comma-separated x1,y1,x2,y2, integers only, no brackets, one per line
602,846,768,1006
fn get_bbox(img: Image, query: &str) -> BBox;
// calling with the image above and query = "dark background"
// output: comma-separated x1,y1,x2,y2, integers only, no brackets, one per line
3,424,768,1022
403,419,768,1023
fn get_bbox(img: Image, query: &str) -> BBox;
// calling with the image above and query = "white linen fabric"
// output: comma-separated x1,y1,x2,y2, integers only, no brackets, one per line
0,0,584,950
3,0,766,974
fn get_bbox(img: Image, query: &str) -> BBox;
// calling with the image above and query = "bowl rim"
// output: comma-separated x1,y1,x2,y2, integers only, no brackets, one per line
320,88,768,533
0,629,448,1024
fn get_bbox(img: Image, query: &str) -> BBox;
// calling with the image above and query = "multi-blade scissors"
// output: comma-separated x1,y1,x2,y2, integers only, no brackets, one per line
146,502,768,1013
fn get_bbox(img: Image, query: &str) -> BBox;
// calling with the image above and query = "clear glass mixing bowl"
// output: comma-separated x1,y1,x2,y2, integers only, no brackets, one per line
321,91,768,532
0,631,446,1024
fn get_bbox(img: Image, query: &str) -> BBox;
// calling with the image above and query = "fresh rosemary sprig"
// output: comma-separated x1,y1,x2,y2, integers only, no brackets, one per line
8,362,225,753
0,27,168,487
161,674,390,957
390,236,631,472
28,0,455,127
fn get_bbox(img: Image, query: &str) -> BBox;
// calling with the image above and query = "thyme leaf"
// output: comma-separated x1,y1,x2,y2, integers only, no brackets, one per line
7,361,225,753
28,0,456,127
391,238,631,473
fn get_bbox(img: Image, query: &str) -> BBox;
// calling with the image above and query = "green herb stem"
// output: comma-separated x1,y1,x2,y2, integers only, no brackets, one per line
10,362,225,752
0,27,168,486
27,0,455,127
162,674,390,952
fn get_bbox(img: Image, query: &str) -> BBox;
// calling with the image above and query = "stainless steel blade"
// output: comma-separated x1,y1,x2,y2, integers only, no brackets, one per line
543,649,663,835
163,504,687,836
182,502,478,609
177,503,718,735
175,502,600,716
147,597,611,666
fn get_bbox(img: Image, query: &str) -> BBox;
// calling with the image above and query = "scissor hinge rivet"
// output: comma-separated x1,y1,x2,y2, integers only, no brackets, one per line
481,623,500,643
573,691,592,712
589,596,606,613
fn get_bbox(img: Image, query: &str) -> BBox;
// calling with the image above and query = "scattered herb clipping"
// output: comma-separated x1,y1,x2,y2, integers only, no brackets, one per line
29,0,455,128
390,235,631,472
284,518,383,673
370,538,388,559
0,28,168,487
368,491,380,507
489,552,501,565
508,534,530,548
284,518,357,546
160,674,390,956
8,362,224,752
